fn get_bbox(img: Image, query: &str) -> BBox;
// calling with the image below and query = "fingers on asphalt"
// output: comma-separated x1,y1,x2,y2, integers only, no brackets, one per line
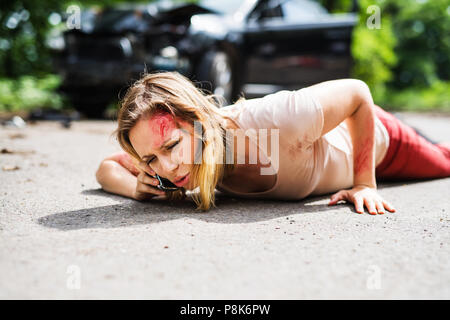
331,194,395,215
375,201,385,214
329,191,347,206
364,198,377,215
383,200,396,212
354,197,364,214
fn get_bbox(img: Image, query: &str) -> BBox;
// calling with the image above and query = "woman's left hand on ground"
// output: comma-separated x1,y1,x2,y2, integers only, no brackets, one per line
328,185,396,215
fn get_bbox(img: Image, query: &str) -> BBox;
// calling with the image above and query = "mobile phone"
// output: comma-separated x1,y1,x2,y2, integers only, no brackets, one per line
150,173,181,191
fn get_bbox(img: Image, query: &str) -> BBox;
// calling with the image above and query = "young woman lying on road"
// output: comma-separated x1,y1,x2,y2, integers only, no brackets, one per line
96,72,450,213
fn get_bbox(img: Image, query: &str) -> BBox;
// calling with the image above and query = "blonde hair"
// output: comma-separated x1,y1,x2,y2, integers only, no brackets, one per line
113,71,236,211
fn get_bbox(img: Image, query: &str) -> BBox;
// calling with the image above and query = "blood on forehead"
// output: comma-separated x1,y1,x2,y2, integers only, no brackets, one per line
148,111,180,149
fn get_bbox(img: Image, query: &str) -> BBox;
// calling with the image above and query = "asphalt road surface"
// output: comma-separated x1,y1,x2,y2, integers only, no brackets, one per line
1,112,449,299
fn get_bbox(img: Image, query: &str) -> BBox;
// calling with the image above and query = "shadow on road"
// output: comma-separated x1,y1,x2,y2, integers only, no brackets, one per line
37,189,339,231
37,178,442,231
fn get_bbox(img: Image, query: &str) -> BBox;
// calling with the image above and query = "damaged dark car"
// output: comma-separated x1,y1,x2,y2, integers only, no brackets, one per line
51,0,358,117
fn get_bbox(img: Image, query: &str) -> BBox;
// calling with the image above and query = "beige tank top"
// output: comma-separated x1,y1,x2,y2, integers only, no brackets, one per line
215,88,390,200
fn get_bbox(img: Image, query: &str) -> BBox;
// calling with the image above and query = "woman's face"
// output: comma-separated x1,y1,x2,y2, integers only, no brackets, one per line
129,112,200,190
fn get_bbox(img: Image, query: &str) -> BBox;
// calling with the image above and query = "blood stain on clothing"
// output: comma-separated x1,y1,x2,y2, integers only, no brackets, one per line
288,139,303,158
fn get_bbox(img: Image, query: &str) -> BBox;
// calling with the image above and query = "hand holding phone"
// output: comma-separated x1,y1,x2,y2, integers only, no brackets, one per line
132,162,180,201
150,173,181,191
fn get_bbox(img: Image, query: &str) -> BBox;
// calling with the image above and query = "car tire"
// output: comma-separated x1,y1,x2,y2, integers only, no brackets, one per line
196,50,236,105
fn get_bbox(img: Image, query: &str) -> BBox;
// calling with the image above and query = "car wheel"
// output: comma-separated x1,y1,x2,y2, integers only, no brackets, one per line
196,50,235,104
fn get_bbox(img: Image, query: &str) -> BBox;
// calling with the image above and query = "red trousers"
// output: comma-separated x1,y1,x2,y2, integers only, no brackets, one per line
374,104,450,180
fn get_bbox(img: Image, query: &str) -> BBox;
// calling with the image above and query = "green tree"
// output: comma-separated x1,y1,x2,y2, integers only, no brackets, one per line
0,0,63,77
351,0,398,101
386,0,450,88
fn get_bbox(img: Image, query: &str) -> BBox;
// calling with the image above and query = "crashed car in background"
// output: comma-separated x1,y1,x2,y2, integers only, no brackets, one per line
51,0,358,117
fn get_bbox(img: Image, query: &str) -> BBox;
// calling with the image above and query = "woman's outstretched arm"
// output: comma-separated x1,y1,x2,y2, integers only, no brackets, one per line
307,79,396,214
96,152,166,200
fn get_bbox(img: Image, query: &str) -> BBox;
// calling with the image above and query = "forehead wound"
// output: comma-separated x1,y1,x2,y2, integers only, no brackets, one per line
148,111,179,147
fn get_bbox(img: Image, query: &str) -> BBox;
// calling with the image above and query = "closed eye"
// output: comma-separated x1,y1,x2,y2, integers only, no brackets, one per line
145,140,180,165
167,140,179,150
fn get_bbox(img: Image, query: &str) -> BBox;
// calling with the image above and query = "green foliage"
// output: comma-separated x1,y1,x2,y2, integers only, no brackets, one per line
347,0,450,108
381,80,450,111
386,0,450,88
319,0,400,102
316,0,356,13
352,3,398,102
0,74,63,111
0,0,62,78
346,0,396,102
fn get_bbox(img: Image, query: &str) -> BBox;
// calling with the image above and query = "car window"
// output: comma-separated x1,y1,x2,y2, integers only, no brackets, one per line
281,0,329,23
198,0,244,15
249,0,284,21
